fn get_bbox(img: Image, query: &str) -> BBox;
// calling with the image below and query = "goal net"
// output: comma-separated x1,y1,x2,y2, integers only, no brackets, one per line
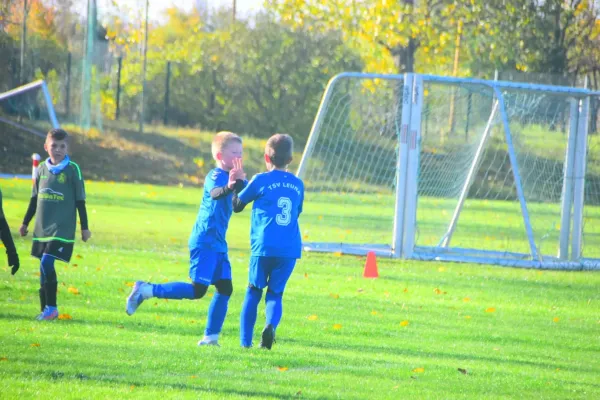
298,73,600,270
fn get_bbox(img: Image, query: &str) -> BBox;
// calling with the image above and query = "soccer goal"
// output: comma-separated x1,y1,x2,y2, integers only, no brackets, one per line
297,72,600,270
0,80,61,138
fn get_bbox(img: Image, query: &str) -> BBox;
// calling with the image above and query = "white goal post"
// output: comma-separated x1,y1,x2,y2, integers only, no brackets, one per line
297,72,600,270
0,80,61,137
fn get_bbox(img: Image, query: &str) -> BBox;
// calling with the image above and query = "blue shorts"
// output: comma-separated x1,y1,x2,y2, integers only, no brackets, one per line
189,249,232,285
248,256,296,294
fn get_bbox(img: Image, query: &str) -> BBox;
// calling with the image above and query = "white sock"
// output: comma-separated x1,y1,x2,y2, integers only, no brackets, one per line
140,283,154,299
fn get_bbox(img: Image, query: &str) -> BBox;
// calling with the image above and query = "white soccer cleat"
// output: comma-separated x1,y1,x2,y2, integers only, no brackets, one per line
126,281,149,316
198,337,220,347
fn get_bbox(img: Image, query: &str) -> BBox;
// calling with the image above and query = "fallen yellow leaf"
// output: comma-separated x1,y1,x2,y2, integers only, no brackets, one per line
329,293,339,299
400,320,409,327
463,297,470,302
307,315,318,321
67,287,80,295
58,314,72,320
0,357,7,361
30,343,41,348
553,317,560,323
332,323,342,330
485,307,496,313
412,367,425,373
277,366,288,372
333,251,342,257
464,315,472,319
125,282,135,287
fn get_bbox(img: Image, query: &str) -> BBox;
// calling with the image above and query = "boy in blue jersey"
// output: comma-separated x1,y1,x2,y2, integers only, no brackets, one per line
231,133,304,349
126,131,246,347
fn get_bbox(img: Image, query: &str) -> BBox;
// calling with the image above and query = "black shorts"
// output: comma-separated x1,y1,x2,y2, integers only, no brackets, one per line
31,240,75,263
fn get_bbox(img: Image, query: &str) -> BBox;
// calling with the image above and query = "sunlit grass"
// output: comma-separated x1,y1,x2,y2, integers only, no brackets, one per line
1,179,599,399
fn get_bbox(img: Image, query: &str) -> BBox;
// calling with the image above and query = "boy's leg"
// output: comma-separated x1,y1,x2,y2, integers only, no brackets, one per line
39,254,59,320
240,286,263,347
240,256,268,347
152,282,197,299
37,262,46,316
31,243,47,313
201,254,233,345
126,248,215,315
261,258,296,349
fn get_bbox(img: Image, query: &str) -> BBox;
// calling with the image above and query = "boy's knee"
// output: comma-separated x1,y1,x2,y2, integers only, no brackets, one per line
214,280,233,296
192,283,208,299
266,289,283,298
248,284,263,294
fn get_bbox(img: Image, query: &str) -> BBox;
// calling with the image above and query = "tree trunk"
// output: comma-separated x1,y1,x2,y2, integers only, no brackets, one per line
391,38,417,74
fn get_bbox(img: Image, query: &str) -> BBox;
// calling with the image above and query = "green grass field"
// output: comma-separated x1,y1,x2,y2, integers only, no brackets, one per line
1,179,599,399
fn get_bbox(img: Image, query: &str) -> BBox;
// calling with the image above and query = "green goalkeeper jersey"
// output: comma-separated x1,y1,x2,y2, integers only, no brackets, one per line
32,161,86,243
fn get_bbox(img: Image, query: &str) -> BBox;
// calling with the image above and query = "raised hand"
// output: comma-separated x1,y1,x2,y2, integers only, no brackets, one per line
232,158,245,180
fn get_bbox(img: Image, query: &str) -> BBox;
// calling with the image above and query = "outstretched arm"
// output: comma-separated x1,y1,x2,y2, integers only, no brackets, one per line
232,192,248,213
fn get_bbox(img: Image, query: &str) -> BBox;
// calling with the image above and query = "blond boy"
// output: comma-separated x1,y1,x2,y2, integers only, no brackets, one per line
126,131,246,347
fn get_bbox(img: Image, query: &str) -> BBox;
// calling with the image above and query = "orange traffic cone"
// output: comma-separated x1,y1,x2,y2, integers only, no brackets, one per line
363,251,379,278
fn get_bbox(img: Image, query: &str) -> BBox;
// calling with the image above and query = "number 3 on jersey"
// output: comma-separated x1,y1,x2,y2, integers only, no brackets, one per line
276,197,292,226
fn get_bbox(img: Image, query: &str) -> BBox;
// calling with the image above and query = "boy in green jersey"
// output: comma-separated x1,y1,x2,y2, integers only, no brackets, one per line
20,128,92,320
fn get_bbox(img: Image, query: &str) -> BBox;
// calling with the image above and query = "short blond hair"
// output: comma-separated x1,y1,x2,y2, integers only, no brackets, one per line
265,133,293,168
211,131,242,160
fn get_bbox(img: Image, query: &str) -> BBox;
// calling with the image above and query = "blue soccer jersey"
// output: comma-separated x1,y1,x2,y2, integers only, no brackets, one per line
188,168,234,252
237,169,304,258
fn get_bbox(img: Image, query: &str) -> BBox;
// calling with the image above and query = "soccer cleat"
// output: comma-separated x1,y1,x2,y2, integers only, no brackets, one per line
37,306,58,321
259,324,275,350
197,338,220,347
126,281,148,316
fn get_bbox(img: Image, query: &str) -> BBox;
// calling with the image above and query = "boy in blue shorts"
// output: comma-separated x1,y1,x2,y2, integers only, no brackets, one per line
231,133,304,349
126,131,245,347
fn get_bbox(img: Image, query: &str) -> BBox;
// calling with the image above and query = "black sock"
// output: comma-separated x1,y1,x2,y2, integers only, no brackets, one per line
45,281,58,308
39,287,46,311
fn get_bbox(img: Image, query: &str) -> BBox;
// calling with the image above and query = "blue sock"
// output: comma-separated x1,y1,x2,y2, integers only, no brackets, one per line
265,291,283,329
204,293,230,336
152,282,195,300
41,254,57,307
240,287,262,347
